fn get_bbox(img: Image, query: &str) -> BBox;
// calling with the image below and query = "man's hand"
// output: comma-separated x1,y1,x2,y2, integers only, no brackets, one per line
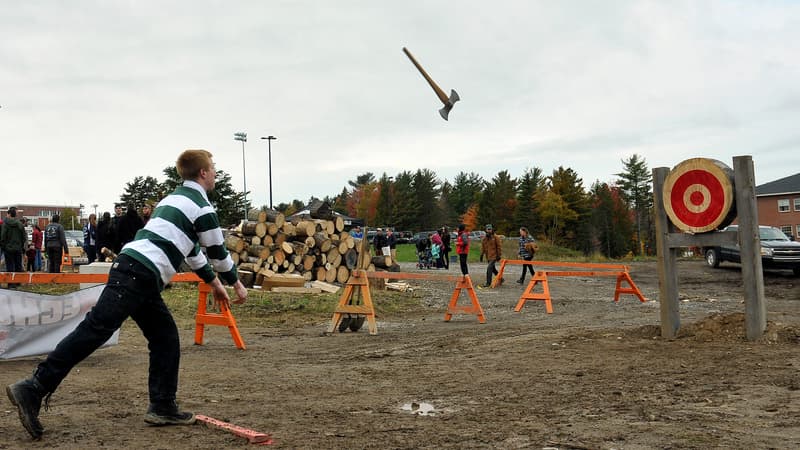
231,280,248,304
209,278,231,309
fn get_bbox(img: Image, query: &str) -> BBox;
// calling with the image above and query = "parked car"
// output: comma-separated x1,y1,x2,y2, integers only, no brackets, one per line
65,230,84,248
704,225,800,276
469,230,486,242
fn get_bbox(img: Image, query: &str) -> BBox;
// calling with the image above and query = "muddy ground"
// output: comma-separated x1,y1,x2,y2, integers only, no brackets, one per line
2,259,799,449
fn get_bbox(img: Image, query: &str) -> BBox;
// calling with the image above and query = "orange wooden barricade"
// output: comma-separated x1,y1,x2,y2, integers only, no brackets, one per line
493,260,647,313
0,271,245,349
327,270,485,335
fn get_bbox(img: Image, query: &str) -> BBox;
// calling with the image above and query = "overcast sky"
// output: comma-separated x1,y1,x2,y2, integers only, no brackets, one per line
2,1,799,216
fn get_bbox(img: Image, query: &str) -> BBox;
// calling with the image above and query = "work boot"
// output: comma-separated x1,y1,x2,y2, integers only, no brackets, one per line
516,278,524,284
144,401,196,426
6,377,49,440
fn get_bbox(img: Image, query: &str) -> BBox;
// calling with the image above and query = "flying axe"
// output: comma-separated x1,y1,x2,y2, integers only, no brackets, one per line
402,47,460,121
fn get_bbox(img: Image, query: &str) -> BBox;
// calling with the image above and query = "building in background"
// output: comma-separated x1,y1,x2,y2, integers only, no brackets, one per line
755,173,800,239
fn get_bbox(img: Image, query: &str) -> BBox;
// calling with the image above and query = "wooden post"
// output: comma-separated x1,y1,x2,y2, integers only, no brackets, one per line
653,167,681,339
732,155,766,340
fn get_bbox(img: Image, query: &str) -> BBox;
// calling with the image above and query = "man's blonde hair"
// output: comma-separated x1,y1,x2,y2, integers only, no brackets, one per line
176,149,213,180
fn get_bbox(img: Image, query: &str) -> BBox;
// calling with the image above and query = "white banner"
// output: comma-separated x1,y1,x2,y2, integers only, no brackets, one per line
0,285,119,360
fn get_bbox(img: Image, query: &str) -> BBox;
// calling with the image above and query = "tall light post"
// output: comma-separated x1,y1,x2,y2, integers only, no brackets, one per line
234,132,248,221
260,135,277,209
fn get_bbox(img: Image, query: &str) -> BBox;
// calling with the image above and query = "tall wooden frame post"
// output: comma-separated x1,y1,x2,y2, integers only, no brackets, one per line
653,167,681,339
653,155,766,341
732,156,766,339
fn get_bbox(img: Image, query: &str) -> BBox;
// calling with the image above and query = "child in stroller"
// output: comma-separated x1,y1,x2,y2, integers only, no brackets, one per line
416,235,435,269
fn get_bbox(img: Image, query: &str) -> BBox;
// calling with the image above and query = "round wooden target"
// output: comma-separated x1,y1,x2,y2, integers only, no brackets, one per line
663,158,736,233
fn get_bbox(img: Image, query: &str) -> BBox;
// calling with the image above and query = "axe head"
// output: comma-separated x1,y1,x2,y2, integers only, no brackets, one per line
438,89,460,121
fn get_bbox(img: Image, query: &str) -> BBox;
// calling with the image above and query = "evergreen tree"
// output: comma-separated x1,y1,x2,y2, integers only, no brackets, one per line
412,169,440,230
548,167,590,249
590,181,634,258
486,170,518,235
448,172,484,217
155,165,247,227
375,173,394,227
119,176,161,211
615,154,653,255
514,167,546,237
391,171,419,231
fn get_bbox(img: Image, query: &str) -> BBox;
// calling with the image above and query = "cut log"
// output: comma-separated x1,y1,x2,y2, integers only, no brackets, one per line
303,254,316,271
281,222,295,236
324,267,337,283
310,280,341,293
291,242,308,256
241,222,259,236
302,271,313,281
336,265,350,283
257,210,268,223
326,248,342,268
337,240,349,255
271,286,322,294
265,210,285,227
238,270,254,288
274,231,287,246
313,232,332,252
272,249,286,266
314,266,327,281
239,262,257,273
230,252,240,265
371,255,394,269
294,220,315,237
262,235,274,246
344,248,358,269
250,236,261,246
224,235,244,253
386,282,410,292
281,241,294,254
267,223,279,236
333,216,344,233
255,222,267,238
261,272,305,290
304,236,316,248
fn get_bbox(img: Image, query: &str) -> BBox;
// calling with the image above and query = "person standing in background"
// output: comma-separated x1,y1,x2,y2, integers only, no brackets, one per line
516,226,538,284
95,212,113,260
479,224,503,288
32,224,43,271
455,224,470,277
440,226,451,270
116,205,144,251
1,207,27,286
83,214,98,264
44,215,68,273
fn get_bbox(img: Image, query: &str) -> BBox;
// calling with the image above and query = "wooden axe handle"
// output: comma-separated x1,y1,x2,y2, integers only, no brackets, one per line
402,47,450,105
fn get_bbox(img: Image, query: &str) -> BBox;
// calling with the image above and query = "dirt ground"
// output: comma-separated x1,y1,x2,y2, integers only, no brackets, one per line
2,259,799,449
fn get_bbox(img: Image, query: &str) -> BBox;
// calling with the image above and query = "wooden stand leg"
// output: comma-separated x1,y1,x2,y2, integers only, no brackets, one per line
514,271,553,313
194,283,246,350
444,275,486,323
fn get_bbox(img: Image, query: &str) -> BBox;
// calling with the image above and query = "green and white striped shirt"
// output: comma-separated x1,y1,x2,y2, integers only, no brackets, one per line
120,180,238,290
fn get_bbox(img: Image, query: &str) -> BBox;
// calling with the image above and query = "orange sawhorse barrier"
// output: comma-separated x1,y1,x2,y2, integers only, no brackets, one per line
327,270,485,335
0,271,245,349
493,260,647,313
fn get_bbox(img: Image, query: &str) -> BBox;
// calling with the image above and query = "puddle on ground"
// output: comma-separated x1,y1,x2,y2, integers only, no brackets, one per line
400,401,437,416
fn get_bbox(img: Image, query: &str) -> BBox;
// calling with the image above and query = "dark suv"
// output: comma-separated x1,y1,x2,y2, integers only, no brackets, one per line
704,225,800,276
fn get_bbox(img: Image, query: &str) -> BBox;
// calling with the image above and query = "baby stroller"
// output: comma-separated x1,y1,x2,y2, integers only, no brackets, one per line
416,238,435,269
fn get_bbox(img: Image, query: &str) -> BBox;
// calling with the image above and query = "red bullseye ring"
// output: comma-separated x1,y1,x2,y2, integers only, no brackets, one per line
662,158,736,233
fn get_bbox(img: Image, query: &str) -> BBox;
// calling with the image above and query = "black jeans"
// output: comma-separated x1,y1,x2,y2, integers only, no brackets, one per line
34,254,180,404
485,259,498,286
4,250,22,287
46,247,63,273
458,253,468,275
520,256,535,282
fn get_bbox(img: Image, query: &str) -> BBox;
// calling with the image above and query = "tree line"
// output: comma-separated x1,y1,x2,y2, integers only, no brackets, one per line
117,155,654,258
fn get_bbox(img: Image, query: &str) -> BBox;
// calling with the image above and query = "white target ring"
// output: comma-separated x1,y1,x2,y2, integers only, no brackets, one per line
682,183,712,214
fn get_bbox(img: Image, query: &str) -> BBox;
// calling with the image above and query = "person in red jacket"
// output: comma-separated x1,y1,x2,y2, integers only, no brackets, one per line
32,225,44,271
455,223,470,276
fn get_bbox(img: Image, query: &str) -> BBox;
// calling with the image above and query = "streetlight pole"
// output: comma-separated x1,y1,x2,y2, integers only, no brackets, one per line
234,132,248,221
260,135,277,209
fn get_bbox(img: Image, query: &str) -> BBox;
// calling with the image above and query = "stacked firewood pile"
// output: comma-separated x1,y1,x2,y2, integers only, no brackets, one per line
224,207,393,290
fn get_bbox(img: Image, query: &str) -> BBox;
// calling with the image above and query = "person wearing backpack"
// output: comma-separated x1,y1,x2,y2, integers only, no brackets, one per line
44,215,69,273
1,207,27,286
